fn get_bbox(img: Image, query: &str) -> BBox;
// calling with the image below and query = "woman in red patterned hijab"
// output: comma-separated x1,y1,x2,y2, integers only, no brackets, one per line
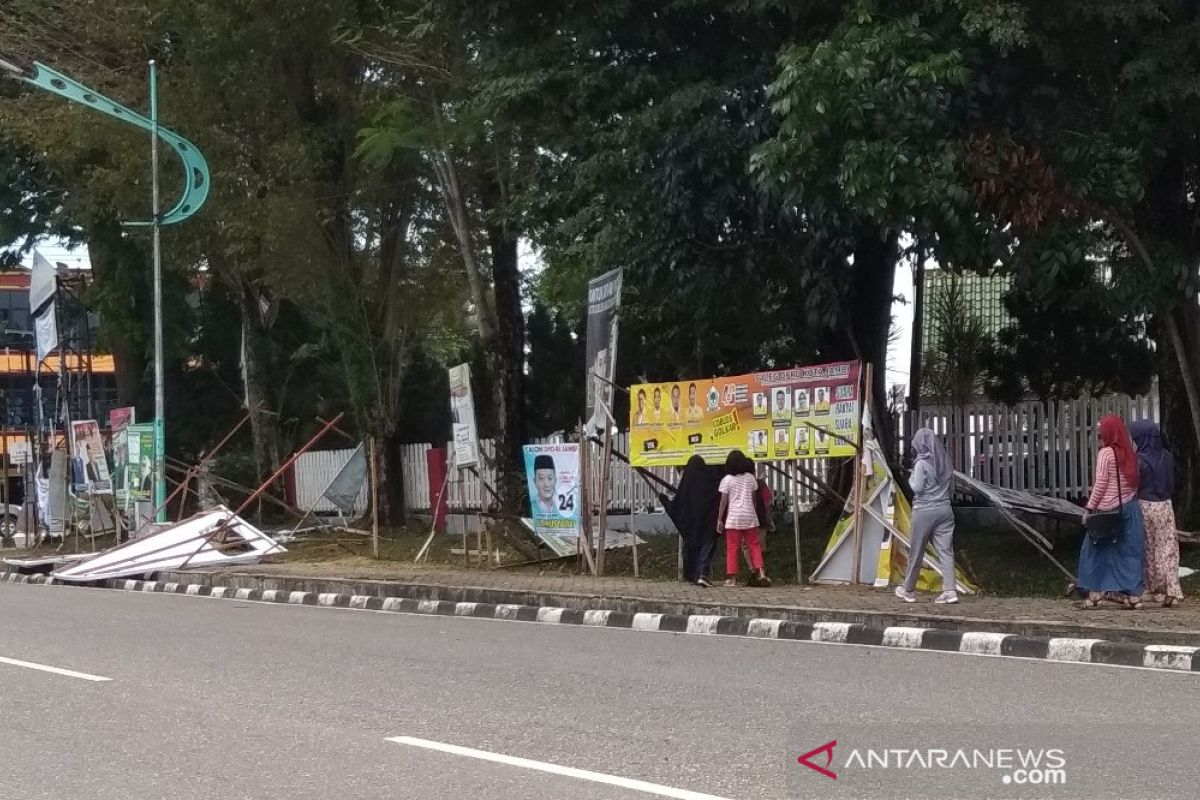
1099,415,1140,490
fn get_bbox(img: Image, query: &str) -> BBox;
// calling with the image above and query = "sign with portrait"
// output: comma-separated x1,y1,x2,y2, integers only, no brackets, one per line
522,443,582,557
629,360,862,467
448,363,480,468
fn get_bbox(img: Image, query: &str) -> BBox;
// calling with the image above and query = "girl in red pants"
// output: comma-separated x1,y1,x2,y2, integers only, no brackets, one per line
717,450,769,587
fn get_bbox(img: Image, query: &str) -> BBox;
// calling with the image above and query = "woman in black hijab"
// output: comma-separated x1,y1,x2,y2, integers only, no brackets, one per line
664,455,723,586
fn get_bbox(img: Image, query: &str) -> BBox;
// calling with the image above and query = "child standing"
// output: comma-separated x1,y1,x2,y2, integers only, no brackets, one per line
718,450,770,587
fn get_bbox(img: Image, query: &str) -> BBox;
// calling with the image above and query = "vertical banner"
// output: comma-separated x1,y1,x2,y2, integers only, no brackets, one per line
126,423,156,502
448,364,479,468
29,249,57,315
34,304,58,364
70,420,112,495
109,407,135,496
585,267,623,436
522,443,581,556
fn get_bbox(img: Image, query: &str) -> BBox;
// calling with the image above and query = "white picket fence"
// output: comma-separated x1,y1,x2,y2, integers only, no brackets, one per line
398,390,1161,513
904,390,1160,500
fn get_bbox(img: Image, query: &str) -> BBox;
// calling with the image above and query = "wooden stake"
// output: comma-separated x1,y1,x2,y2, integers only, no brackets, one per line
577,421,597,575
850,364,873,585
791,460,803,583
595,424,613,577
369,435,380,559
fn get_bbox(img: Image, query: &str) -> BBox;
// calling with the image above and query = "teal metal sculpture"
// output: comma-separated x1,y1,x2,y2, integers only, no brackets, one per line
0,56,210,225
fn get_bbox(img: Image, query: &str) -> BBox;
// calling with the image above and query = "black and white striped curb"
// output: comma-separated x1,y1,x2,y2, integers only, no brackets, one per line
6,570,1199,673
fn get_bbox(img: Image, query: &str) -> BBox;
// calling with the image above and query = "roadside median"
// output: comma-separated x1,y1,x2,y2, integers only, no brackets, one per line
140,562,1200,648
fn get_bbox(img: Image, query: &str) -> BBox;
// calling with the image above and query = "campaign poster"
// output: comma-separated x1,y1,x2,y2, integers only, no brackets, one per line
448,363,479,468
584,267,623,436
125,423,156,502
109,408,135,495
629,360,862,467
522,443,581,557
70,419,112,495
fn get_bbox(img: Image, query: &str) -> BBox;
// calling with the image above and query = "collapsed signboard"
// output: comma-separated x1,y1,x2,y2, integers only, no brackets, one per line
629,361,862,467
523,443,582,556
52,506,284,582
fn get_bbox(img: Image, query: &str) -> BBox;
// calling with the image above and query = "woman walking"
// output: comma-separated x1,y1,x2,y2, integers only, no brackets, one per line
665,455,723,587
1130,421,1183,607
717,450,769,587
895,428,959,604
1079,415,1145,609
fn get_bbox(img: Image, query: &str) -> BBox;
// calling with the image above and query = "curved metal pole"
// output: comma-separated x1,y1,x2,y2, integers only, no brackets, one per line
0,57,210,225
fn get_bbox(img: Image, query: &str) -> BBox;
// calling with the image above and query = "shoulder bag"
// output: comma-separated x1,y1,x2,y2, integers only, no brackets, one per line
1086,447,1124,544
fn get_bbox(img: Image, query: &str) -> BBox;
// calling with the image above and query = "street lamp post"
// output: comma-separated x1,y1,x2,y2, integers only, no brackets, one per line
149,60,166,522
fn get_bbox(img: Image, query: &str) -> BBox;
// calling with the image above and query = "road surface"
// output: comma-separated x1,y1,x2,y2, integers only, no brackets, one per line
0,581,1192,799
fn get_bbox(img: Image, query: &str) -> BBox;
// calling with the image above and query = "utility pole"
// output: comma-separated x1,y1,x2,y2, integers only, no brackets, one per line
150,60,166,522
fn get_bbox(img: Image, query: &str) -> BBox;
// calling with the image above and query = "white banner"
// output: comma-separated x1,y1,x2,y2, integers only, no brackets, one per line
448,363,479,468
34,304,57,364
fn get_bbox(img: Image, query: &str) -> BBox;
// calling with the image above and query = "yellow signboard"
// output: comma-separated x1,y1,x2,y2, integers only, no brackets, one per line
629,360,861,467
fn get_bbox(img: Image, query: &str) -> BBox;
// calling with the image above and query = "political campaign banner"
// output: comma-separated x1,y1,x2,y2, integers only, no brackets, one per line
585,267,622,436
70,419,112,495
125,423,156,502
522,443,581,557
448,363,480,468
629,360,861,467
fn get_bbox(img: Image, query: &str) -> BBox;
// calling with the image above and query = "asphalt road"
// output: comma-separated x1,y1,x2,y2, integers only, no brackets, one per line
0,582,1195,800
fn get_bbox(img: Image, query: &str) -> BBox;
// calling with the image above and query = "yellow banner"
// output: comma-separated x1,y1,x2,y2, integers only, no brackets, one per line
629,361,861,467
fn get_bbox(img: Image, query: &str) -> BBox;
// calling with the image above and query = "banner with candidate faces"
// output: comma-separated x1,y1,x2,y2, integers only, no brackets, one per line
522,443,582,557
629,360,862,467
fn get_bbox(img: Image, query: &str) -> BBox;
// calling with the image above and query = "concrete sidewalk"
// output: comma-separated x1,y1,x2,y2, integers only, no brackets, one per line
150,559,1200,647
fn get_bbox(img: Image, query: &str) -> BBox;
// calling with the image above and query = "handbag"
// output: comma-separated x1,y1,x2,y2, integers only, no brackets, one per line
1086,447,1124,544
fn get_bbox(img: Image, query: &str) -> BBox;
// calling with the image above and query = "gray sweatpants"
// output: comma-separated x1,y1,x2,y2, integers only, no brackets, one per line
903,505,956,594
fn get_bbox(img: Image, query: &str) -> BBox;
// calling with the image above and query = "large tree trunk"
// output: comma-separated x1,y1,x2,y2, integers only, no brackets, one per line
486,226,526,512
85,220,148,408
235,283,281,480
847,230,901,469
1163,303,1200,526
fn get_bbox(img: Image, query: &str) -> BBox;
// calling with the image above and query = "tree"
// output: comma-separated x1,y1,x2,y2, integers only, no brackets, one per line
922,277,990,409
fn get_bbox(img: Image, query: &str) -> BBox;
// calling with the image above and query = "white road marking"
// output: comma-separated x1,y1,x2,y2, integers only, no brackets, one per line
960,631,1009,656
811,621,851,643
686,615,722,635
746,618,781,638
882,626,926,648
0,655,111,682
386,736,732,800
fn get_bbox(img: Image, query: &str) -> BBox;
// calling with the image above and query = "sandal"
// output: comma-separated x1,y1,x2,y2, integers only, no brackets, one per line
1082,597,1102,610
1164,596,1183,608
1123,596,1144,610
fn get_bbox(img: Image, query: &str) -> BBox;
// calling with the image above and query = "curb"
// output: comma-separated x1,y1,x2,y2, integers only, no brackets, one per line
157,569,1200,648
5,571,1199,674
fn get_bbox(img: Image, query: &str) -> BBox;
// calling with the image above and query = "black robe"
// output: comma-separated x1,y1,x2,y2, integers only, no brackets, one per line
664,455,724,582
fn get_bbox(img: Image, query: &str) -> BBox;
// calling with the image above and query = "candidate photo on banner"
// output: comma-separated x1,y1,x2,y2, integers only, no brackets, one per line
629,360,861,467
522,444,582,557
585,267,623,435
70,419,112,495
447,363,479,468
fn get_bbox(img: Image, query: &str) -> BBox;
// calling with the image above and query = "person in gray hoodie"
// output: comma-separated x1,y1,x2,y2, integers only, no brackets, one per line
895,427,959,604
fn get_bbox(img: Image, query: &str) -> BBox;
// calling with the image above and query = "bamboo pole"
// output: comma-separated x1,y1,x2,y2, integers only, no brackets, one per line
369,435,380,559
791,460,803,583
